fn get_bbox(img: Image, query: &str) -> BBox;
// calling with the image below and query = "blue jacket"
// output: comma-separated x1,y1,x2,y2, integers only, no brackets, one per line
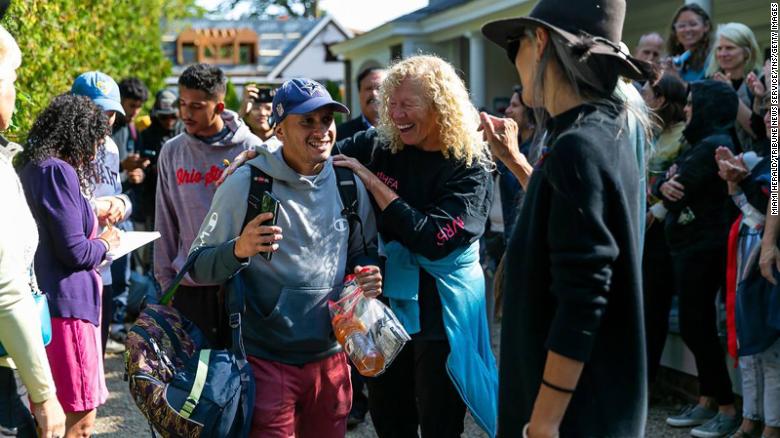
383,239,497,437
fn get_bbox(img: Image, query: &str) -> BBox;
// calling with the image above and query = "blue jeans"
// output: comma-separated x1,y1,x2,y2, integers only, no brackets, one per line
740,337,780,427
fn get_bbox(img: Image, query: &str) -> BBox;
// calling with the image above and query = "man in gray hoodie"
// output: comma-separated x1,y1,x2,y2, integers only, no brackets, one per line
154,64,265,346
188,78,380,437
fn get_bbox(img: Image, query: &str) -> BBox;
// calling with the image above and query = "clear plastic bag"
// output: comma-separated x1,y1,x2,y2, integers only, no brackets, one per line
329,276,410,376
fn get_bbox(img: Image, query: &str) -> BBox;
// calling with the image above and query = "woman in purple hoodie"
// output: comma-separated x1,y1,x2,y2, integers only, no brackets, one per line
19,94,120,438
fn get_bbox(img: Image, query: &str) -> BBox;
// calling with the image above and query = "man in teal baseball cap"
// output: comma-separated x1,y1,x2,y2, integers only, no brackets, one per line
71,71,126,118
71,70,133,355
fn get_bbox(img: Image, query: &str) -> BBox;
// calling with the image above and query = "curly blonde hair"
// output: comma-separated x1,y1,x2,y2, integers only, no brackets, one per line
377,55,489,167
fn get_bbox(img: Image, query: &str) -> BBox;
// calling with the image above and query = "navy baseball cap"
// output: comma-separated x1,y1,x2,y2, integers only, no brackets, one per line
71,71,125,116
271,78,348,125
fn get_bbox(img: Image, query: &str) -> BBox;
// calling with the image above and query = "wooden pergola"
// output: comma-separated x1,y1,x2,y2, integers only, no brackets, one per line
176,27,259,65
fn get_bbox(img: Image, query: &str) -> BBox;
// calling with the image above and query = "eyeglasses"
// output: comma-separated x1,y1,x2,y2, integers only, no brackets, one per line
674,20,703,31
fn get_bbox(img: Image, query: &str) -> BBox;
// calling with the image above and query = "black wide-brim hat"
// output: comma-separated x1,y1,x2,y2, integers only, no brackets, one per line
482,0,650,81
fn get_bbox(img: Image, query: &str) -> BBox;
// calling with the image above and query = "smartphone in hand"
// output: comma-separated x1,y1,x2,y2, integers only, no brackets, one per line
260,191,280,261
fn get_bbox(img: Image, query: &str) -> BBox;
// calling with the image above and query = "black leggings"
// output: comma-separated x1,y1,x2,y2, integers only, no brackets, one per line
643,221,675,384
101,284,114,356
672,247,734,406
0,367,35,438
366,339,466,438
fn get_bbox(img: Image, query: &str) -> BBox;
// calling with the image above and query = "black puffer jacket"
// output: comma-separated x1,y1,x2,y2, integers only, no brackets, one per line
653,80,738,253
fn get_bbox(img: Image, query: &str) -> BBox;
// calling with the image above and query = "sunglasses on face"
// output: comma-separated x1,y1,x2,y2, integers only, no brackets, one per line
506,33,525,63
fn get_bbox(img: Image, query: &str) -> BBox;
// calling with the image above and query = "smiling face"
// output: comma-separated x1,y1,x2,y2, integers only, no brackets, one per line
674,10,709,51
715,36,747,76
275,107,336,175
387,78,440,150
246,101,273,138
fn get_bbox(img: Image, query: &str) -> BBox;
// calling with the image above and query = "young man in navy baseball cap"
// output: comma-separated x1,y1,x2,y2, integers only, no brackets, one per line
187,77,381,437
269,78,349,175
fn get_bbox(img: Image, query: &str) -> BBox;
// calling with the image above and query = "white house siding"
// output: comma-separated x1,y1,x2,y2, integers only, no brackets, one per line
340,39,401,113
278,23,348,84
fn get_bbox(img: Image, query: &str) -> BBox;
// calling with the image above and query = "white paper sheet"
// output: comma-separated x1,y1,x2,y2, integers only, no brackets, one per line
107,231,161,259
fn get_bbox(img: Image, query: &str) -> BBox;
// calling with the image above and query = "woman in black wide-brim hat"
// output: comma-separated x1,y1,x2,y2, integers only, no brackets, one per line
480,0,656,436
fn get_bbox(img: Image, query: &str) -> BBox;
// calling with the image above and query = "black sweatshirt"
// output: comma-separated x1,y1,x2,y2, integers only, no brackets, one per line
499,103,646,437
337,129,492,339
652,80,738,254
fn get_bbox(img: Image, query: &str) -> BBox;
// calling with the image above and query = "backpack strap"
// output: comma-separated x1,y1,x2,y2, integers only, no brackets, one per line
333,166,368,255
243,165,274,230
159,245,210,306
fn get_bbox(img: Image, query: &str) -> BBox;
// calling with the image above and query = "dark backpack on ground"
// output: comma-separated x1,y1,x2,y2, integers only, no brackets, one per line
125,250,254,438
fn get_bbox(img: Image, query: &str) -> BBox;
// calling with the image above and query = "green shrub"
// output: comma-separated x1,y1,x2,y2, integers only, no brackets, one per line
225,78,240,112
1,0,201,143
324,79,344,124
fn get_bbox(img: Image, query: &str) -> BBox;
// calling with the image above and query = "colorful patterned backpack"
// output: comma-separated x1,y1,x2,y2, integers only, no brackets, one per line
124,249,254,437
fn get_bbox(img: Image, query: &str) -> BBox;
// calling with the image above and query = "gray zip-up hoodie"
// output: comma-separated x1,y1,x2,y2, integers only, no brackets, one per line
154,110,264,290
188,145,378,365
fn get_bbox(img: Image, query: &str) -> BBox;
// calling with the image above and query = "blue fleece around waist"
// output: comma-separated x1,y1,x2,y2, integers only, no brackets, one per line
382,239,497,437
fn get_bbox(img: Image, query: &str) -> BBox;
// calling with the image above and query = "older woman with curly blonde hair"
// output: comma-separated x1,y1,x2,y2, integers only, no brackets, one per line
333,55,498,438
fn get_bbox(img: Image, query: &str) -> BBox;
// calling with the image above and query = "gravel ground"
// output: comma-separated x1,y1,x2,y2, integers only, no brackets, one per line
94,323,694,438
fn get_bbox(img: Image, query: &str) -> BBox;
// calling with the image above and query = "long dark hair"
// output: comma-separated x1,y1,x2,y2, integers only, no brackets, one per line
22,94,109,196
666,4,713,72
649,73,687,128
522,26,655,161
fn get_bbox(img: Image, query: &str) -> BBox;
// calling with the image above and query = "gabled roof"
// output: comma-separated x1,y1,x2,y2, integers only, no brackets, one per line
267,14,351,79
391,0,471,23
163,15,352,74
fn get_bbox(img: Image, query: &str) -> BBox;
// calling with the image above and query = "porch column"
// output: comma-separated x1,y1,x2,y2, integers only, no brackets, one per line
467,31,486,109
685,0,712,15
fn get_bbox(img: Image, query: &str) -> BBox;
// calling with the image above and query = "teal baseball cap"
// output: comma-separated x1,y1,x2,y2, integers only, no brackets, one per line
71,71,125,116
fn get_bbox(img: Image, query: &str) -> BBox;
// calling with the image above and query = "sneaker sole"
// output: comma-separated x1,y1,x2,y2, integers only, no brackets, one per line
666,418,710,428
690,424,739,438
690,429,732,438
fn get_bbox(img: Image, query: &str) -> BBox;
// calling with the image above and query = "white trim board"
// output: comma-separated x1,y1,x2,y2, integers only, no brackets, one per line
267,14,353,80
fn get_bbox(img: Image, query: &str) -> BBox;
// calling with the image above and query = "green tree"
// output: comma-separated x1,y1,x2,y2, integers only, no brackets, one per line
324,80,344,124
1,0,202,142
218,0,319,18
224,79,240,112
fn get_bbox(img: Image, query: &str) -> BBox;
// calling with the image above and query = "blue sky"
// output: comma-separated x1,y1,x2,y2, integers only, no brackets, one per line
196,0,428,31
